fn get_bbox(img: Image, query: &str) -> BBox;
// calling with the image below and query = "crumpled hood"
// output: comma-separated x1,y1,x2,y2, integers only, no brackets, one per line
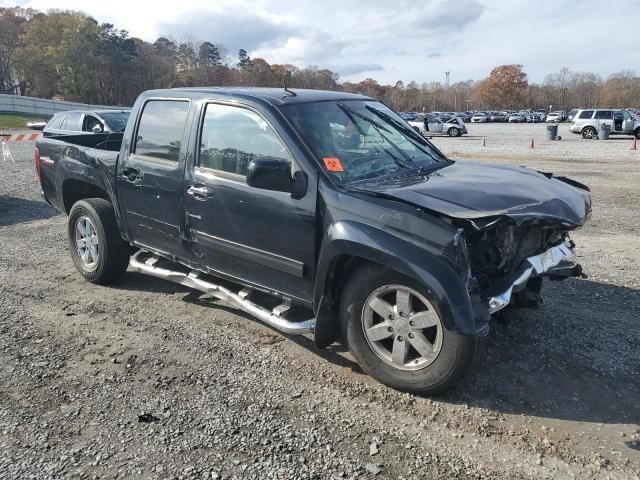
362,160,592,228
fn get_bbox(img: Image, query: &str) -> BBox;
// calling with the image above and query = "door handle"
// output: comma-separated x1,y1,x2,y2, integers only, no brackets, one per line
122,167,143,184
187,184,211,200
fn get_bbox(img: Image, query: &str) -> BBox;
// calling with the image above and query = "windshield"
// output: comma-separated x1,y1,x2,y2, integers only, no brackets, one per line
282,100,449,184
100,112,130,132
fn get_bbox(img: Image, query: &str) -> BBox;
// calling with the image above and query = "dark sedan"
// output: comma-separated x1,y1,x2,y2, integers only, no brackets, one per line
43,109,131,137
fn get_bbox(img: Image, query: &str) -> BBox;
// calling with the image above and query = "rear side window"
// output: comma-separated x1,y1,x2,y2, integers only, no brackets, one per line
199,103,291,176
61,112,83,131
579,110,594,119
134,100,190,162
46,114,66,130
595,110,612,120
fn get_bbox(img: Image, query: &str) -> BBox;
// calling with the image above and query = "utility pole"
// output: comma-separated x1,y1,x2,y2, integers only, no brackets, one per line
445,72,450,110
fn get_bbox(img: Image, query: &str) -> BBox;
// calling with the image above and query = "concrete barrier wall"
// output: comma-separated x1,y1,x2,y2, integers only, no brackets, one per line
0,94,125,117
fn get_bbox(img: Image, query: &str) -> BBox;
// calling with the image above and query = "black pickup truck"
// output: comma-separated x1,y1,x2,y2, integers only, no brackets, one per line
35,87,591,394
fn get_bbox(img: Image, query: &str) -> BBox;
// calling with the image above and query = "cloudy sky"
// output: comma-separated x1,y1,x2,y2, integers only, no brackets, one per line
7,0,640,84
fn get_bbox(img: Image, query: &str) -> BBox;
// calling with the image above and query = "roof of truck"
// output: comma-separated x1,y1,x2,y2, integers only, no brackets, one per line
142,87,371,106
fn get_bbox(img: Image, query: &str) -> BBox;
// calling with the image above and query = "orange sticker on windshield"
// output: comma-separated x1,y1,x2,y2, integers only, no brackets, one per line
323,157,344,172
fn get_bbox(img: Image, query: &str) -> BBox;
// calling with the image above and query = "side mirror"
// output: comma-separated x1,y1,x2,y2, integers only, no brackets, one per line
246,158,307,199
92,124,103,134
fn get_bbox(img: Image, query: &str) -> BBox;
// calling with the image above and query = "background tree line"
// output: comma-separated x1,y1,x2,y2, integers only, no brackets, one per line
1,7,639,111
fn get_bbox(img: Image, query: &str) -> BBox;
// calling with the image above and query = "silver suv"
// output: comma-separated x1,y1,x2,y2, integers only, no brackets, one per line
570,109,640,139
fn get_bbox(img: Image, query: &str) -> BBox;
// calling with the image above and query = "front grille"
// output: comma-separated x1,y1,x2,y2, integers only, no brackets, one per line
467,225,562,290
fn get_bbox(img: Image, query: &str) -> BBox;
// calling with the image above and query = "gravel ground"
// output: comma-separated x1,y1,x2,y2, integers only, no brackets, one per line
1,126,639,480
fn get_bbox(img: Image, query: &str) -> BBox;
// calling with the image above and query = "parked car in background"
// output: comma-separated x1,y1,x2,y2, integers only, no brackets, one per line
400,112,418,121
530,113,543,123
409,114,468,137
570,109,640,139
459,112,473,122
471,113,489,123
43,110,131,137
508,113,524,123
536,109,547,121
489,112,507,122
546,111,563,123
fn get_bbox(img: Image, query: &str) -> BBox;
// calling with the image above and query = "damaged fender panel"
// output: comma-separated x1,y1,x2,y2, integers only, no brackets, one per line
313,180,491,345
314,221,489,339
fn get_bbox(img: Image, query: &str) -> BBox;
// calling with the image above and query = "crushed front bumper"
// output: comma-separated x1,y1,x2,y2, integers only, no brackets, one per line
487,242,577,314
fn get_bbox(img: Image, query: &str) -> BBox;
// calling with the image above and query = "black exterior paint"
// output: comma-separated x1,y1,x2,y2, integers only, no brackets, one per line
36,87,592,345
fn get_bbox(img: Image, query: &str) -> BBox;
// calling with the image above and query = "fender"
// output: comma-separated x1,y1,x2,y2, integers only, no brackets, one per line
313,220,489,347
57,140,129,239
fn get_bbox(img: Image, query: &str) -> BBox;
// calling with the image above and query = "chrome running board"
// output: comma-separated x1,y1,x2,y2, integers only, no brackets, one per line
129,251,315,335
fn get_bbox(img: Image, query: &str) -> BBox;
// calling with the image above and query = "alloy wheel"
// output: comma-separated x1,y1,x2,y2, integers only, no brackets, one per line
362,285,443,371
75,216,99,269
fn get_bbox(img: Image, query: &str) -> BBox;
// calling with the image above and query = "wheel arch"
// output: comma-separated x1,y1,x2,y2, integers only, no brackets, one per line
312,221,489,348
62,179,110,214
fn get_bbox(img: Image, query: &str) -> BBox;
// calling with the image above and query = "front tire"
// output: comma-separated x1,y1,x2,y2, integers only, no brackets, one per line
68,198,129,284
340,264,484,395
448,127,461,137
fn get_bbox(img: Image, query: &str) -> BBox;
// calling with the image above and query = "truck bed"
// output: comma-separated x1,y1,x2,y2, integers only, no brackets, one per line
36,132,124,213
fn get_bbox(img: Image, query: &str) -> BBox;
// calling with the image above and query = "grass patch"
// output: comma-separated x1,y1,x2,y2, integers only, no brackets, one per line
0,113,50,130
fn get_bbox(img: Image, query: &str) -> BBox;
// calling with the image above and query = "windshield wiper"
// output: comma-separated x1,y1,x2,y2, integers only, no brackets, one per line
337,102,392,134
336,102,413,168
365,106,449,163
365,105,427,142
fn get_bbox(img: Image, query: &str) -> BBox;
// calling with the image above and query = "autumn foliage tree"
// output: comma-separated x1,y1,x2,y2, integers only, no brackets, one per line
1,9,639,110
476,64,528,109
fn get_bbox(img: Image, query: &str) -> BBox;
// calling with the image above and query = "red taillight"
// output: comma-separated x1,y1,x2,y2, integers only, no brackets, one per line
34,146,41,182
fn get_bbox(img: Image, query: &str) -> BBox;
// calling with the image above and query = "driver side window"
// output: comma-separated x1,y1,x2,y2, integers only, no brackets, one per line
199,103,292,177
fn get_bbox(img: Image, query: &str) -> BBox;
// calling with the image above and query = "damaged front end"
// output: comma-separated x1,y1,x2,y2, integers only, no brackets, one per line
461,220,585,314
353,160,592,325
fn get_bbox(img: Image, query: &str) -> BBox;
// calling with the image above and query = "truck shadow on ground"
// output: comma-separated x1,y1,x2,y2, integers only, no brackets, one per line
114,271,638,426
0,196,58,226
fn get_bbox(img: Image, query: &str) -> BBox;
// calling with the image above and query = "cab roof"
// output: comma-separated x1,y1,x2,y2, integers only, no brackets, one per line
142,87,372,106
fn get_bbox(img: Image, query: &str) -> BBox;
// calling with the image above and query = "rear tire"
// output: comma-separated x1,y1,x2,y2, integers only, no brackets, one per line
635,128,640,139
340,264,484,395
68,198,129,284
582,126,596,139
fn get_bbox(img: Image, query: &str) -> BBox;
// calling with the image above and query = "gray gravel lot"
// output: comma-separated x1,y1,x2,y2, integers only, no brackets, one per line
1,126,639,479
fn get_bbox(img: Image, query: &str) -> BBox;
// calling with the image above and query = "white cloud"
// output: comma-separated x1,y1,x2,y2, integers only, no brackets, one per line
6,0,639,84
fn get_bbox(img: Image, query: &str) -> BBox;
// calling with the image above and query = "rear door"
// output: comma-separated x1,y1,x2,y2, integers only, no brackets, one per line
117,98,192,257
183,101,317,303
594,110,614,130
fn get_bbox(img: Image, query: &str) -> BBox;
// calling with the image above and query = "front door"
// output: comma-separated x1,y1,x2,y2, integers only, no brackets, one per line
613,111,624,132
183,102,317,303
118,99,192,257
426,115,443,133
623,111,636,133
